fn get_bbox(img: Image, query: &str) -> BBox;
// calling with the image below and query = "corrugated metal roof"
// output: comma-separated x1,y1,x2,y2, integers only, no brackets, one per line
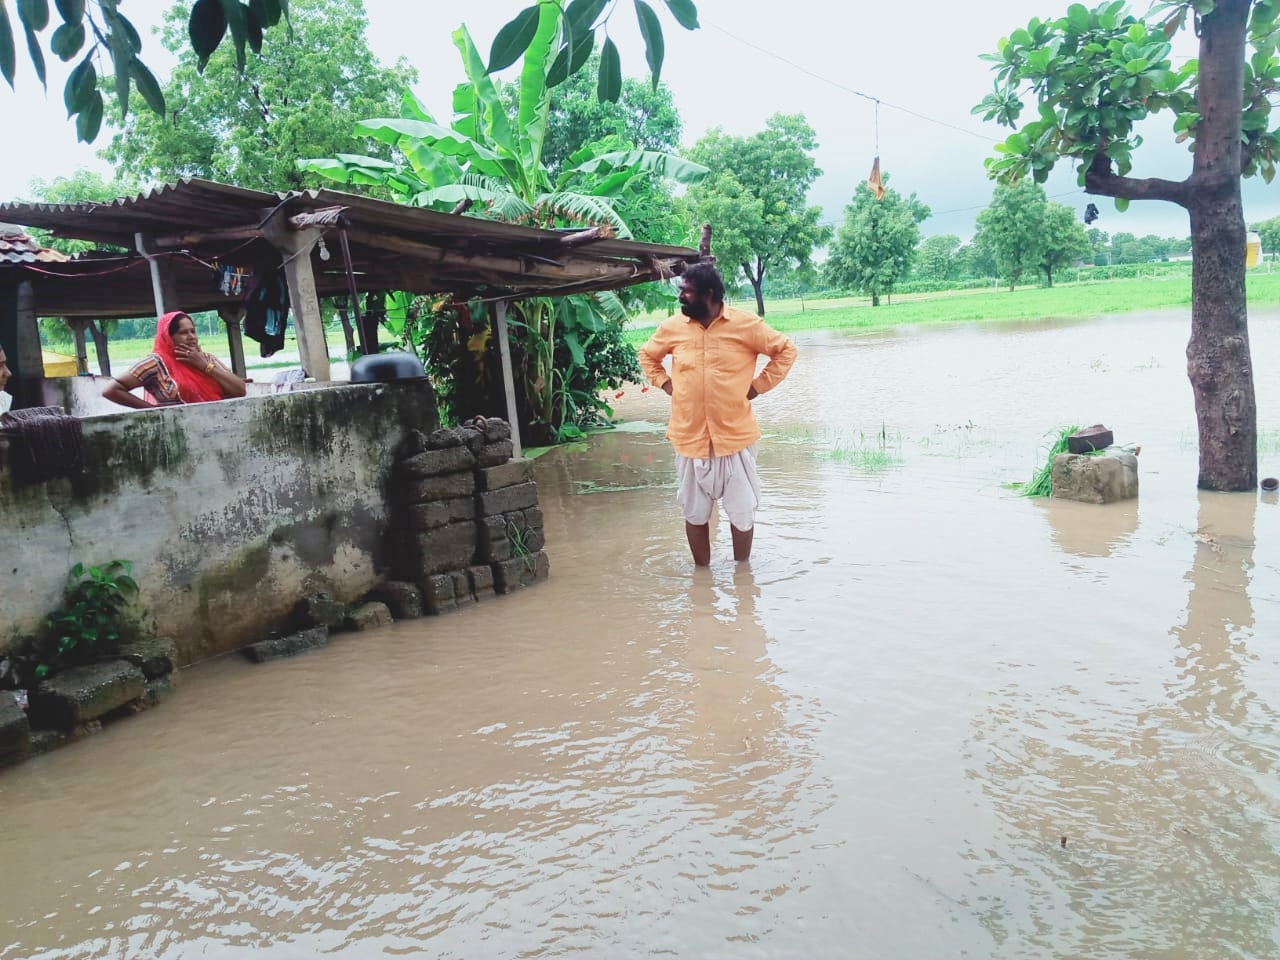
0,179,704,317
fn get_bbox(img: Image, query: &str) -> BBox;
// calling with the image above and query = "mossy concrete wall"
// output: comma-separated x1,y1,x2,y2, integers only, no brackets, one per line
0,381,438,665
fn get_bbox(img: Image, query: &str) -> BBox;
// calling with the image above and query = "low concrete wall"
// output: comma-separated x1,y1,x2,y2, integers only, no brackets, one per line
41,373,286,418
1,381,438,665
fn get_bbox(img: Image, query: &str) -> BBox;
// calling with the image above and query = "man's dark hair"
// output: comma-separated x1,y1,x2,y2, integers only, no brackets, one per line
682,262,724,302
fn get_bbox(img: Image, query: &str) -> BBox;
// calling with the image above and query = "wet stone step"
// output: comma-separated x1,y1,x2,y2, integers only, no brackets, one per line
28,661,147,730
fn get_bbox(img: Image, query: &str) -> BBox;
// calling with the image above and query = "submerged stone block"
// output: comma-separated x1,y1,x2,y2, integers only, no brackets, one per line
28,661,147,730
347,601,393,631
423,573,456,614
0,693,31,767
116,636,178,680
468,564,495,601
492,550,551,594
242,626,330,663
291,591,347,631
1051,451,1139,504
450,569,475,607
366,580,424,620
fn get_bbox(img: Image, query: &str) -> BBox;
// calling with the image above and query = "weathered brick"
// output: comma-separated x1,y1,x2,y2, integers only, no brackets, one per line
242,626,329,663
400,472,476,504
478,515,511,562
477,480,539,516
477,440,515,467
426,427,465,449
415,521,477,576
396,429,431,458
491,550,551,594
408,496,476,531
116,636,178,680
347,601,393,631
422,573,456,614
0,694,31,767
477,457,534,491
365,580,424,619
28,661,147,729
522,505,544,529
483,419,512,442
400,446,477,478
468,564,495,600
449,569,475,607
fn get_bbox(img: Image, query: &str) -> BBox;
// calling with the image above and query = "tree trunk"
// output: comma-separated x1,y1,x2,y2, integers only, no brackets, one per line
335,303,357,357
744,258,766,316
1187,0,1256,491
871,292,880,307
87,320,111,377
68,319,89,375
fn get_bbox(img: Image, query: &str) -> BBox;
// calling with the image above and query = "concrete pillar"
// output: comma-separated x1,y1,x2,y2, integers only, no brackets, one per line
134,232,180,316
11,279,44,408
493,300,522,459
260,216,330,382
217,305,248,378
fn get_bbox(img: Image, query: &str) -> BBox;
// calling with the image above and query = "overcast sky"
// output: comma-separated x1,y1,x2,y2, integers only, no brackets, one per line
5,0,1277,243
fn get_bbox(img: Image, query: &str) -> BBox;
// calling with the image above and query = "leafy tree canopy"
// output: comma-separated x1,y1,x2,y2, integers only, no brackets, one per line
974,179,1049,290
822,175,930,305
688,113,830,315
4,0,697,143
99,0,414,192
1038,201,1091,285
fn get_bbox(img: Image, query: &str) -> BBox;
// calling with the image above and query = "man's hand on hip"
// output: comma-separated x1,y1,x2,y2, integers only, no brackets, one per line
662,381,673,396
746,386,759,400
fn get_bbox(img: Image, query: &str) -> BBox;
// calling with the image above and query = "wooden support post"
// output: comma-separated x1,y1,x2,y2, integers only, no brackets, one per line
493,300,522,459
260,213,330,382
67,318,90,375
218,305,248,378
12,280,44,408
134,232,180,316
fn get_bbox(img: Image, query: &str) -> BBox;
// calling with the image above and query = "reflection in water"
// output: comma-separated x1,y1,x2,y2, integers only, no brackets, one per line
6,310,1280,957
970,491,1280,959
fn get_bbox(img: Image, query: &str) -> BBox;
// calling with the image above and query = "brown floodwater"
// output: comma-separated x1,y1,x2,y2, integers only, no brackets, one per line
4,308,1280,958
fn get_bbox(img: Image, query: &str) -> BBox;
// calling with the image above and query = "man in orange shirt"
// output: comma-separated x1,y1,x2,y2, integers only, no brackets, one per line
638,263,798,566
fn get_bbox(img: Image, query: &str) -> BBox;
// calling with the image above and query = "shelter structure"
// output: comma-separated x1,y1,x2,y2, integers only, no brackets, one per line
1,179,709,451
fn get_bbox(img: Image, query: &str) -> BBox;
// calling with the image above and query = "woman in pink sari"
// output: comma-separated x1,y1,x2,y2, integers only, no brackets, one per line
103,311,246,409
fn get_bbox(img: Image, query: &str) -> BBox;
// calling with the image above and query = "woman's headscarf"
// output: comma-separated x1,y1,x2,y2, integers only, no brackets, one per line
151,311,225,404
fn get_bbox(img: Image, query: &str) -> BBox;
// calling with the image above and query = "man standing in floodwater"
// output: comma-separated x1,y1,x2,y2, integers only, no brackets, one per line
638,262,798,566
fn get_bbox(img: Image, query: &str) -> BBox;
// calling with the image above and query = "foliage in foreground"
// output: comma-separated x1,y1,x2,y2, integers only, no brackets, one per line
1,561,141,690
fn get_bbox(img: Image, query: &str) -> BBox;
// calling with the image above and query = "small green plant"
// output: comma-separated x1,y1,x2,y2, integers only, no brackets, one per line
15,561,140,686
507,521,537,573
1015,425,1107,497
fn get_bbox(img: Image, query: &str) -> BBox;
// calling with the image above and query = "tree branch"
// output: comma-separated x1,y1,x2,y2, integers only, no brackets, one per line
1083,153,1193,207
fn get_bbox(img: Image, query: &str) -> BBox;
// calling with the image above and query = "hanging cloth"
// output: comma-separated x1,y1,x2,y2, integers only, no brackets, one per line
868,157,885,201
243,268,291,358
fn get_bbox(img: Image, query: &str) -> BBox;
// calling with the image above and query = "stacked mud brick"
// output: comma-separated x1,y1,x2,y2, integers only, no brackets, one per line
393,418,549,613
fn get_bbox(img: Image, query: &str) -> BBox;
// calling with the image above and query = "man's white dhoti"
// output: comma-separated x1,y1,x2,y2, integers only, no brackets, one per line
675,443,761,530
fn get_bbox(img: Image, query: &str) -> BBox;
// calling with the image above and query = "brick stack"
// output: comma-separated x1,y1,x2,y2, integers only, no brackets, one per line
392,417,549,613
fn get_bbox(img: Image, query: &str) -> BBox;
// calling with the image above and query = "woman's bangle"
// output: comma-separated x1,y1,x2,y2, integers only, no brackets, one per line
204,360,215,374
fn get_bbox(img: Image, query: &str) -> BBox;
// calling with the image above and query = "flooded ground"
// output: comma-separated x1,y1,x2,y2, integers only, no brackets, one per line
4,308,1280,958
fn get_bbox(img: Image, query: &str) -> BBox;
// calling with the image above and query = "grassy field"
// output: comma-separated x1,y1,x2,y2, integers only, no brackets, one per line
54,269,1280,367
627,269,1280,342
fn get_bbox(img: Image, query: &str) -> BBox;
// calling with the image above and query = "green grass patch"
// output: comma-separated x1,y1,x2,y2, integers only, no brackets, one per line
626,271,1280,344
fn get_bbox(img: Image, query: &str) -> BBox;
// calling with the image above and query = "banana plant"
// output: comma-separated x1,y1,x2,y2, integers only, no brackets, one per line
299,6,706,441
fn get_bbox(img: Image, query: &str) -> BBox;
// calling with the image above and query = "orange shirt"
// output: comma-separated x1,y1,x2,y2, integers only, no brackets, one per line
638,305,797,459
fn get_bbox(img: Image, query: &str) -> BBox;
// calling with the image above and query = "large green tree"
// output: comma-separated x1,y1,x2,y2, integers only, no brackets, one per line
1039,201,1091,285
3,0,698,143
974,179,1048,290
974,0,1278,490
101,0,414,191
539,50,681,174
822,178,929,306
687,114,829,316
916,234,963,283
1252,214,1280,259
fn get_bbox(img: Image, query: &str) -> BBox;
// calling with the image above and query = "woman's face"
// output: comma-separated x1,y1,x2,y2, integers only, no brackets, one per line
0,349,10,392
171,316,199,351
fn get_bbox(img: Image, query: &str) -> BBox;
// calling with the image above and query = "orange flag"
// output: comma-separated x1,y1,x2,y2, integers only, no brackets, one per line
868,156,885,201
